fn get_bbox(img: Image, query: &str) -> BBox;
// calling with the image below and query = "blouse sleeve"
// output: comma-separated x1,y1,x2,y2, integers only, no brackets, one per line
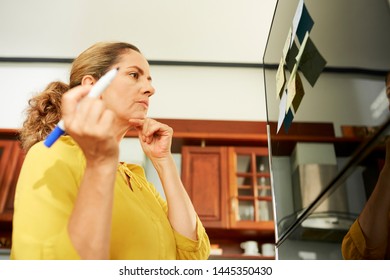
172,215,211,260
341,219,367,260
144,180,211,260
11,140,83,259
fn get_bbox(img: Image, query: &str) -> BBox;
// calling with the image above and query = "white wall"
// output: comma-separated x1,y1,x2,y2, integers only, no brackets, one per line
0,63,266,128
0,0,276,63
0,63,70,128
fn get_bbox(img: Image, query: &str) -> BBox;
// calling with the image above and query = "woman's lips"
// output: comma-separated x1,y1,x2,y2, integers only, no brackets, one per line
138,100,149,109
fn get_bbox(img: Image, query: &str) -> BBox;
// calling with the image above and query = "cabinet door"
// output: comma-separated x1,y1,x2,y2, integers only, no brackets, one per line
0,140,25,222
181,146,229,228
228,147,274,231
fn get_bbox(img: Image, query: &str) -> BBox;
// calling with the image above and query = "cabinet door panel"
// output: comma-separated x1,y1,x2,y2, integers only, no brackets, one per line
182,146,228,228
0,140,25,221
0,141,14,188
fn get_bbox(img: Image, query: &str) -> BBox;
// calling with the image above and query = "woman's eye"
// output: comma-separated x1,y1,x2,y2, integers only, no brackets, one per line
129,72,139,79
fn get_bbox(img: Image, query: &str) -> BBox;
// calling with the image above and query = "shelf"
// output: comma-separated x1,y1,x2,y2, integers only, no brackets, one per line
236,195,272,201
122,119,339,153
206,227,275,241
236,172,253,177
209,254,275,260
1,121,364,156
237,185,253,189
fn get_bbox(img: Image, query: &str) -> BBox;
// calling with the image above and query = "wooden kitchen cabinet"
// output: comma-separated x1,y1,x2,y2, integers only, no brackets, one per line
0,139,25,222
0,138,25,249
181,146,229,228
181,145,275,232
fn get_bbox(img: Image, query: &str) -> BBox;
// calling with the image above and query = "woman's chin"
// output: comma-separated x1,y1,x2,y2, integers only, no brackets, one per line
129,112,147,120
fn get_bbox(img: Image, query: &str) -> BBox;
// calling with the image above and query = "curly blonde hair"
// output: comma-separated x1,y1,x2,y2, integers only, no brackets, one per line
19,82,68,151
19,42,140,151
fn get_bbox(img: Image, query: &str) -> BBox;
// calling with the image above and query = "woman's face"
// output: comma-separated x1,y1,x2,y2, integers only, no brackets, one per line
102,50,155,123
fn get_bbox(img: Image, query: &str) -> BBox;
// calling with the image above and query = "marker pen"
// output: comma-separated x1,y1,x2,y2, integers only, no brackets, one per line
44,67,119,147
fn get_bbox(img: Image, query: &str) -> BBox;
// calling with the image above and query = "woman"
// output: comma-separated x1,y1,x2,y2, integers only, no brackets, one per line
11,41,210,260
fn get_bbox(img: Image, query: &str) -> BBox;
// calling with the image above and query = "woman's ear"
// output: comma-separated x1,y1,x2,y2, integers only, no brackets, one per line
81,75,96,86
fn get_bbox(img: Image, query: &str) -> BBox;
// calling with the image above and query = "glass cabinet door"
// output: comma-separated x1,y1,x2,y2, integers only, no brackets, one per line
229,147,274,230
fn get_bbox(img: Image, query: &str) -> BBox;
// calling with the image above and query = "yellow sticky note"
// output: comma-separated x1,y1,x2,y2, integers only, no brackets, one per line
286,64,298,113
291,72,305,113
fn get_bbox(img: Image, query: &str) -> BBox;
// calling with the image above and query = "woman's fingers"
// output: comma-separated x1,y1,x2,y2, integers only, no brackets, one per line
128,118,144,128
77,100,109,136
62,84,115,139
61,85,92,119
129,118,170,144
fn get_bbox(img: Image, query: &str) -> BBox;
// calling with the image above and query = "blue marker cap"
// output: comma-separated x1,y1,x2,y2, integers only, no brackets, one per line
44,126,65,147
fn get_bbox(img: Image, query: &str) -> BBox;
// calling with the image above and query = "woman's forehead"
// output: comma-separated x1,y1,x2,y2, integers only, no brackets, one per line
118,51,149,70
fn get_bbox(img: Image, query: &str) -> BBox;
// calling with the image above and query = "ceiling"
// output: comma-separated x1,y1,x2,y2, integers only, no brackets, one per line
0,0,389,72
0,0,276,63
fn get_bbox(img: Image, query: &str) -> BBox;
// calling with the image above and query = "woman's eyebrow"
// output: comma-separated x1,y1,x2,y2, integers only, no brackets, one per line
127,65,152,81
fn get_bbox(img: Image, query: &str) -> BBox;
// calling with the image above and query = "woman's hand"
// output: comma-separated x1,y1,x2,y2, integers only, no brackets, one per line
63,85,119,259
129,118,173,161
61,85,119,164
130,118,198,240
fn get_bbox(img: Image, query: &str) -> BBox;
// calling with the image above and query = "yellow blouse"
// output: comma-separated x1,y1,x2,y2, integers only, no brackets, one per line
342,219,367,259
342,219,390,260
11,136,210,260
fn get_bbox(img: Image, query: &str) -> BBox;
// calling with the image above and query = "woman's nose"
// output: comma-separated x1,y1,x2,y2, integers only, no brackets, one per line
143,82,155,97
